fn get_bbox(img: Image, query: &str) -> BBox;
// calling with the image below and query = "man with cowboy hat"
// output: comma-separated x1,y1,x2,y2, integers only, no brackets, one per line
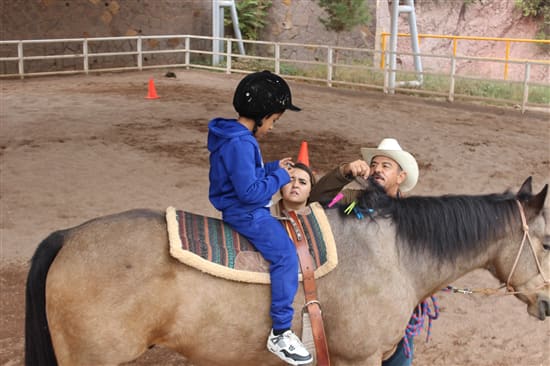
308,138,420,366
309,137,419,204
361,137,418,198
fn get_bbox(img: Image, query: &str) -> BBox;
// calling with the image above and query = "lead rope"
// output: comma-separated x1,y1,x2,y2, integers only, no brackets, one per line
402,296,440,358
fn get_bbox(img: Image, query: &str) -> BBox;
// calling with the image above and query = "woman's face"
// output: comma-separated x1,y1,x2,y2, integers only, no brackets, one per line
280,167,312,207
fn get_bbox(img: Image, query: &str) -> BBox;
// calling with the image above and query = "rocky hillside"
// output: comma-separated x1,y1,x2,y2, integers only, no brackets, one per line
266,0,548,82
1,0,547,81
399,0,548,81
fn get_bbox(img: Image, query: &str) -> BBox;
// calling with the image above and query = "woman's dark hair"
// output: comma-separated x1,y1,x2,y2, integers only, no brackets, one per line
292,162,316,186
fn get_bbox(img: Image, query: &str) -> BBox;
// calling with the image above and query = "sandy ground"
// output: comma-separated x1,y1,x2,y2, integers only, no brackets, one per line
1,70,549,366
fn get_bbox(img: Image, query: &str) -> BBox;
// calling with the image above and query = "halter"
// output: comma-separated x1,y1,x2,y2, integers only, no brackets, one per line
448,200,549,297
503,200,550,295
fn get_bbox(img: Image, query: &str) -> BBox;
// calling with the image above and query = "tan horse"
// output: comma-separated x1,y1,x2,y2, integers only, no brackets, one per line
25,177,549,366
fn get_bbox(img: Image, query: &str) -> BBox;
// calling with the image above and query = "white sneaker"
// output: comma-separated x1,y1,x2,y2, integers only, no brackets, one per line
267,329,313,365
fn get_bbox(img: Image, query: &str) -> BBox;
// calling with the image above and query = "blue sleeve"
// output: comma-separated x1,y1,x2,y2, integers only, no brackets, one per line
223,140,290,205
265,160,280,174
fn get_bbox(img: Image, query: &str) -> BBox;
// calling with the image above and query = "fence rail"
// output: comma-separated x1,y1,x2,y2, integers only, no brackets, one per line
380,32,550,80
0,34,548,113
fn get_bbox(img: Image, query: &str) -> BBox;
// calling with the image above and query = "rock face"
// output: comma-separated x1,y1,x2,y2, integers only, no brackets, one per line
0,0,211,39
263,1,375,50
0,0,547,81
390,0,549,81
265,0,548,81
0,0,212,73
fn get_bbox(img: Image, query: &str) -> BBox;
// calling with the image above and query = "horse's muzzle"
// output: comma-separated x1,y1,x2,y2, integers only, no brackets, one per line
537,294,550,320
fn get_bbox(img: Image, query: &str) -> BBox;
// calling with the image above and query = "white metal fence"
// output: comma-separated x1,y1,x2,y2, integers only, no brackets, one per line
1,34,548,113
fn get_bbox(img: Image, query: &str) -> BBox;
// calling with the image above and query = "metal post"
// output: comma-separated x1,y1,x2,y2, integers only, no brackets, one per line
388,0,399,93
212,0,221,65
213,0,245,65
83,39,89,74
383,56,389,94
137,36,142,71
380,35,387,69
275,43,280,74
185,36,190,69
388,0,423,92
504,40,511,80
521,62,530,114
404,0,423,86
227,1,245,55
448,55,456,102
226,38,232,73
327,46,333,87
17,42,24,79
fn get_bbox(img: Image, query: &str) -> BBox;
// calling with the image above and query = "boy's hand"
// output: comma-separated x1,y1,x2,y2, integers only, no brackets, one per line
279,157,294,171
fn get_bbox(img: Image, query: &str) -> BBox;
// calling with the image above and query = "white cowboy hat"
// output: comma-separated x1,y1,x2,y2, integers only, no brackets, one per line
360,138,419,192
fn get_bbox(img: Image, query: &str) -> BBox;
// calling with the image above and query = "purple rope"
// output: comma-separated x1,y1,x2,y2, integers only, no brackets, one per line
402,296,440,358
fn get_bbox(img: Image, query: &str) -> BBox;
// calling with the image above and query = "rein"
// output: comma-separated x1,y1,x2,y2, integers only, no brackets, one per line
448,200,550,297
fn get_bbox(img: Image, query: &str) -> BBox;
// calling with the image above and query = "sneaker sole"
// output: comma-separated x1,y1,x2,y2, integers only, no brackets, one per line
267,344,313,366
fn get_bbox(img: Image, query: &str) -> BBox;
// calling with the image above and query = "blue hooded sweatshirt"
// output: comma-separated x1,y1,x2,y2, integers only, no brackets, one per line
207,118,290,218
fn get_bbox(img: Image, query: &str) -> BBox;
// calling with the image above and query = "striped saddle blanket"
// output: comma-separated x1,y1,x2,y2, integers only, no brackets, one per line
166,202,337,284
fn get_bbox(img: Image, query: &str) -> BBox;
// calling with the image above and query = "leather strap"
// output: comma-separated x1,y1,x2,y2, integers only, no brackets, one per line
286,211,331,366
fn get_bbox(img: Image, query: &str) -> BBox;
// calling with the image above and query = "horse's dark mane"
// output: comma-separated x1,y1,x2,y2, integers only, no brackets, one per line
353,178,520,261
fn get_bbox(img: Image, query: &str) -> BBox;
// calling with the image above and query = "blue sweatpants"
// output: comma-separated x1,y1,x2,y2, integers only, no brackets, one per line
224,208,299,331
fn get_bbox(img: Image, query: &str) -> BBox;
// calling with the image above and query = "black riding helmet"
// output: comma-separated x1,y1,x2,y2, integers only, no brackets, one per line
233,70,301,134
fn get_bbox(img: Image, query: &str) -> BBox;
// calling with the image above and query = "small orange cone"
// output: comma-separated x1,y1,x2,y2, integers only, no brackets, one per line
145,78,159,99
296,141,310,167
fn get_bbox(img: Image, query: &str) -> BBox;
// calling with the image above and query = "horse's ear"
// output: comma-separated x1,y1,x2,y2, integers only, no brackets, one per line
531,184,548,211
517,176,533,199
524,184,548,220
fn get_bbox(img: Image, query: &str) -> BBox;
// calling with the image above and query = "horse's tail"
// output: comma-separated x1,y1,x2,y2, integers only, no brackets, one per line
25,230,66,366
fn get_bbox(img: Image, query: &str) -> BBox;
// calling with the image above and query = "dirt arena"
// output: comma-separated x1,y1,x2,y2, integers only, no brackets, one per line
1,70,549,365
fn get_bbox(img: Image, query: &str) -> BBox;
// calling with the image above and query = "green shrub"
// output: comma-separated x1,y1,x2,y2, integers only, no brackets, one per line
224,0,272,41
515,0,550,50
317,0,371,34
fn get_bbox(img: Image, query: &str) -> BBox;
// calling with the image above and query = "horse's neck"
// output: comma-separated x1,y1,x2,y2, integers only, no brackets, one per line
365,219,494,299
403,245,496,299
326,210,500,301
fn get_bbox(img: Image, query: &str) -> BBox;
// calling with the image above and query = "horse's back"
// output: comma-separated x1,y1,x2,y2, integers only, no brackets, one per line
48,209,170,289
45,208,179,365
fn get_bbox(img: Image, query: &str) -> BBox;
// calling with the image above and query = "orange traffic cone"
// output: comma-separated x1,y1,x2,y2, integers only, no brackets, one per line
296,141,310,167
145,78,159,99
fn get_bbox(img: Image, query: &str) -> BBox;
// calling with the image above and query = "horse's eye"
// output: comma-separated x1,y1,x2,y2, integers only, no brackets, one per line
543,235,550,251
